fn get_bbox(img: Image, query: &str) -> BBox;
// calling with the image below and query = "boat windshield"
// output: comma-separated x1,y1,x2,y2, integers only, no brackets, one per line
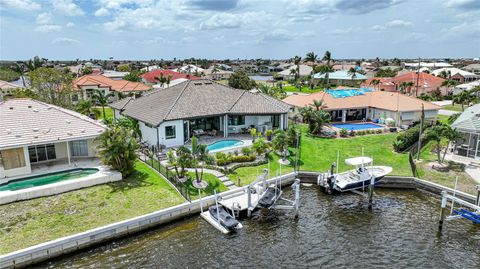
345,157,373,166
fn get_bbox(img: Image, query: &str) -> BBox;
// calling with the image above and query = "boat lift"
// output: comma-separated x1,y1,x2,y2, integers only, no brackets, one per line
199,190,243,234
438,183,480,232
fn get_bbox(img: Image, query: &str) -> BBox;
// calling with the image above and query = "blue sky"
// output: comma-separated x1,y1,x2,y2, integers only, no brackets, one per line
1,0,479,60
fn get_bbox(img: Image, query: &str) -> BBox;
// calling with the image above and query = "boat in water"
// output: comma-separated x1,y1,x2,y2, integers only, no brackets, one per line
258,186,282,208
318,157,392,193
207,205,243,231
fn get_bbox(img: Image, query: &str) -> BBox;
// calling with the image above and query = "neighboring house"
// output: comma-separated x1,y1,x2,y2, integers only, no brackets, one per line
392,71,447,95
283,89,440,126
0,99,106,178
361,77,396,92
313,70,367,86
141,70,200,86
110,79,291,148
102,70,130,80
0,80,24,98
204,68,233,80
174,64,205,74
403,62,452,70
463,64,480,75
453,81,480,95
276,65,313,80
73,74,152,101
332,64,359,71
451,104,480,159
431,67,479,83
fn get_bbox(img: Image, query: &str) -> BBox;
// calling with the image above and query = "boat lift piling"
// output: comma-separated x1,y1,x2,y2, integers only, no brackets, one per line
438,189,480,232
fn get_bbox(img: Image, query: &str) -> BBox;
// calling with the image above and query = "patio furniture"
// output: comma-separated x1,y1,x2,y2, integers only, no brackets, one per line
193,129,206,136
207,130,217,136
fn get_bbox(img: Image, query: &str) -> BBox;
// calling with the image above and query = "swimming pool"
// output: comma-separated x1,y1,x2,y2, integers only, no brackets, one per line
331,123,383,131
0,168,99,192
206,140,244,151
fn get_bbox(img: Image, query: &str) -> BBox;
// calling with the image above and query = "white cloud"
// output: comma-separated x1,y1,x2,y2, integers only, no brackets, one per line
51,37,80,45
36,12,52,24
52,0,84,16
104,7,174,31
95,7,110,17
66,22,75,27
445,0,480,10
0,0,40,11
98,0,155,10
443,21,480,37
200,11,269,30
371,25,386,31
34,24,62,33
385,19,413,27
327,27,359,35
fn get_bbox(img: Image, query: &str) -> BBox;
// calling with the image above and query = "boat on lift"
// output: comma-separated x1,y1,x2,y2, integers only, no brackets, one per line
258,186,283,208
208,204,243,231
318,157,392,193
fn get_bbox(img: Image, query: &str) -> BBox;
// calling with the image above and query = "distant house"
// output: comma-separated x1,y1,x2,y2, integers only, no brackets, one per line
141,70,200,87
276,65,313,80
453,81,480,95
463,64,480,75
0,99,106,178
0,80,24,98
102,70,130,80
203,67,233,80
403,62,452,70
283,89,440,127
73,74,152,101
110,79,291,148
451,104,480,159
361,77,396,92
174,64,205,74
392,71,447,95
313,70,367,87
431,68,478,83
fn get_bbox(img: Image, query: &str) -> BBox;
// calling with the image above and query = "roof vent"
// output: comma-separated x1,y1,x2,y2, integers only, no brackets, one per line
194,82,203,85
9,107,13,110
81,129,86,133
33,128,39,132
28,105,32,108
47,106,53,110
6,129,11,134
34,135,38,138
15,134,21,138
67,132,73,136
66,119,71,124
204,82,213,85
33,108,39,112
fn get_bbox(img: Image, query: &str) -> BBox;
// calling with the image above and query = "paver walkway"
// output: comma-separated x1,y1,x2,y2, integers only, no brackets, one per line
185,168,240,190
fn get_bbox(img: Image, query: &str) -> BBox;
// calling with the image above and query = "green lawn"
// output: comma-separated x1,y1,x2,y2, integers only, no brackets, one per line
437,114,450,124
0,161,185,254
185,172,228,199
228,153,294,186
442,104,465,112
416,141,478,195
93,106,114,120
283,85,323,93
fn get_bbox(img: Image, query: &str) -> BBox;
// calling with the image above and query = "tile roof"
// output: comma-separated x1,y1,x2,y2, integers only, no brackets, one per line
452,104,480,132
0,99,106,150
0,80,24,90
282,90,440,112
431,68,478,78
392,71,445,89
110,79,291,126
141,70,200,83
73,75,151,92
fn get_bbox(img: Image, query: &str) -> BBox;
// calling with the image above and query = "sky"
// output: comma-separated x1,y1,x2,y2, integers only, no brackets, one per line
0,0,479,60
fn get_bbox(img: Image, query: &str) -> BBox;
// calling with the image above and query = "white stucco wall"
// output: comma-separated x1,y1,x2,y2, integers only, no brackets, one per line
139,122,158,147
113,109,124,122
159,120,184,148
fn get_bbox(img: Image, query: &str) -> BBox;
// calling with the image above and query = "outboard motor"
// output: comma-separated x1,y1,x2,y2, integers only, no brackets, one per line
326,175,335,194
330,162,336,176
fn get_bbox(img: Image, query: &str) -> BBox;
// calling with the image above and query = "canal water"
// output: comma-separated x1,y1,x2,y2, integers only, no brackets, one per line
41,187,480,268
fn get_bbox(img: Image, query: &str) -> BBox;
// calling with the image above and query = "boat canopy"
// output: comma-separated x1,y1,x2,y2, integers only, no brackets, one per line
345,157,373,166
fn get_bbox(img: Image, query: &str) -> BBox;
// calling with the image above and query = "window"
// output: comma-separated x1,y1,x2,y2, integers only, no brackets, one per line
165,126,176,139
1,148,26,170
71,94,79,102
28,144,57,163
70,140,89,157
228,116,245,126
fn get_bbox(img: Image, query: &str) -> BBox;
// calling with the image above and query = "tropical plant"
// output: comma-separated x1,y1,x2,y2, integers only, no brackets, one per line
75,99,99,118
452,90,473,111
272,130,289,160
123,70,144,82
293,56,302,81
167,149,180,178
250,128,257,141
96,126,139,177
448,113,461,125
299,106,314,123
312,99,324,111
92,89,114,119
29,67,75,108
308,110,331,135
422,124,447,164
116,117,142,140
347,67,358,80
286,125,300,147
369,79,380,90
228,69,256,90
176,146,192,178
317,64,334,85
442,126,462,162
376,68,398,77
190,136,209,183
441,79,458,95
322,51,332,65
252,137,269,156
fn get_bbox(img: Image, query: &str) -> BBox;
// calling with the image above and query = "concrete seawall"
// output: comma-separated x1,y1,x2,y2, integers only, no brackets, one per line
0,171,476,268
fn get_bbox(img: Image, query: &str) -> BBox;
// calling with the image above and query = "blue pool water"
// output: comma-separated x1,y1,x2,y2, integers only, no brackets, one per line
206,140,244,151
331,123,383,131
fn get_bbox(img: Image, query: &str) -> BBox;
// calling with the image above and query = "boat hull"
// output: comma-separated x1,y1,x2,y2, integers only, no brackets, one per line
335,176,384,192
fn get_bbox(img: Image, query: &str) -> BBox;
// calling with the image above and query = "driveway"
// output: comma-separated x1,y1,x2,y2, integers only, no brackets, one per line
438,109,459,116
432,100,453,106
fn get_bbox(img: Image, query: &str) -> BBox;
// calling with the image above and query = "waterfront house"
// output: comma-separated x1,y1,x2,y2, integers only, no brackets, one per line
110,79,291,148
391,71,447,95
73,74,152,101
0,99,106,178
276,65,313,80
141,69,200,87
463,63,480,75
313,70,367,87
431,67,479,83
0,80,24,98
451,104,480,159
453,81,480,95
283,89,440,127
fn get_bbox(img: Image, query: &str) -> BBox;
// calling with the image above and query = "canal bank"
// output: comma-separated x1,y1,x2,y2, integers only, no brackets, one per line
0,172,478,268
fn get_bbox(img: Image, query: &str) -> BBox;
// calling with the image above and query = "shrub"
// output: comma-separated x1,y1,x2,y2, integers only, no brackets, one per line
357,130,365,135
392,125,421,152
230,154,256,163
339,128,348,137
241,146,253,156
233,150,239,156
349,130,356,136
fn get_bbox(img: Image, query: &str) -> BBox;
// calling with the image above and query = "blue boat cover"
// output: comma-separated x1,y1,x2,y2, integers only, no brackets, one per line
325,87,373,98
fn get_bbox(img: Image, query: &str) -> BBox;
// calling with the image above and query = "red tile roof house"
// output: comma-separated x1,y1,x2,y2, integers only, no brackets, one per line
361,77,396,92
141,70,200,88
73,74,152,102
392,72,447,96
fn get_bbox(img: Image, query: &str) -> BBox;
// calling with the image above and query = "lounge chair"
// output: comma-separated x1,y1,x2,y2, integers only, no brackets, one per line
207,130,217,136
193,129,206,136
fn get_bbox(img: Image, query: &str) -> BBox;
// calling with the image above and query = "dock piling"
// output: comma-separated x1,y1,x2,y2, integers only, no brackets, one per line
368,175,374,210
438,191,448,232
476,185,480,207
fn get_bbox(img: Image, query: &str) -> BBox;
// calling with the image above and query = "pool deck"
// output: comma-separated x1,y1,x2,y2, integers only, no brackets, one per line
185,134,253,153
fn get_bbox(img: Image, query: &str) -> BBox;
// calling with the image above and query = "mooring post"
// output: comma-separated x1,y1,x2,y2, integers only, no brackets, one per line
476,185,480,207
438,191,448,232
247,186,252,217
294,179,300,219
368,175,374,209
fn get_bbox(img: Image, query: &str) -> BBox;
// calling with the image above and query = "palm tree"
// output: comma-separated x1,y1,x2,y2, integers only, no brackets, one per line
347,67,358,80
452,90,472,111
438,70,449,79
308,110,331,135
369,79,380,91
442,126,462,162
441,79,458,95
190,136,209,184
318,64,334,85
92,90,113,119
305,52,318,63
272,130,289,160
322,51,332,66
75,99,97,117
293,56,302,81
422,124,447,164
299,106,314,123
312,99,324,111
